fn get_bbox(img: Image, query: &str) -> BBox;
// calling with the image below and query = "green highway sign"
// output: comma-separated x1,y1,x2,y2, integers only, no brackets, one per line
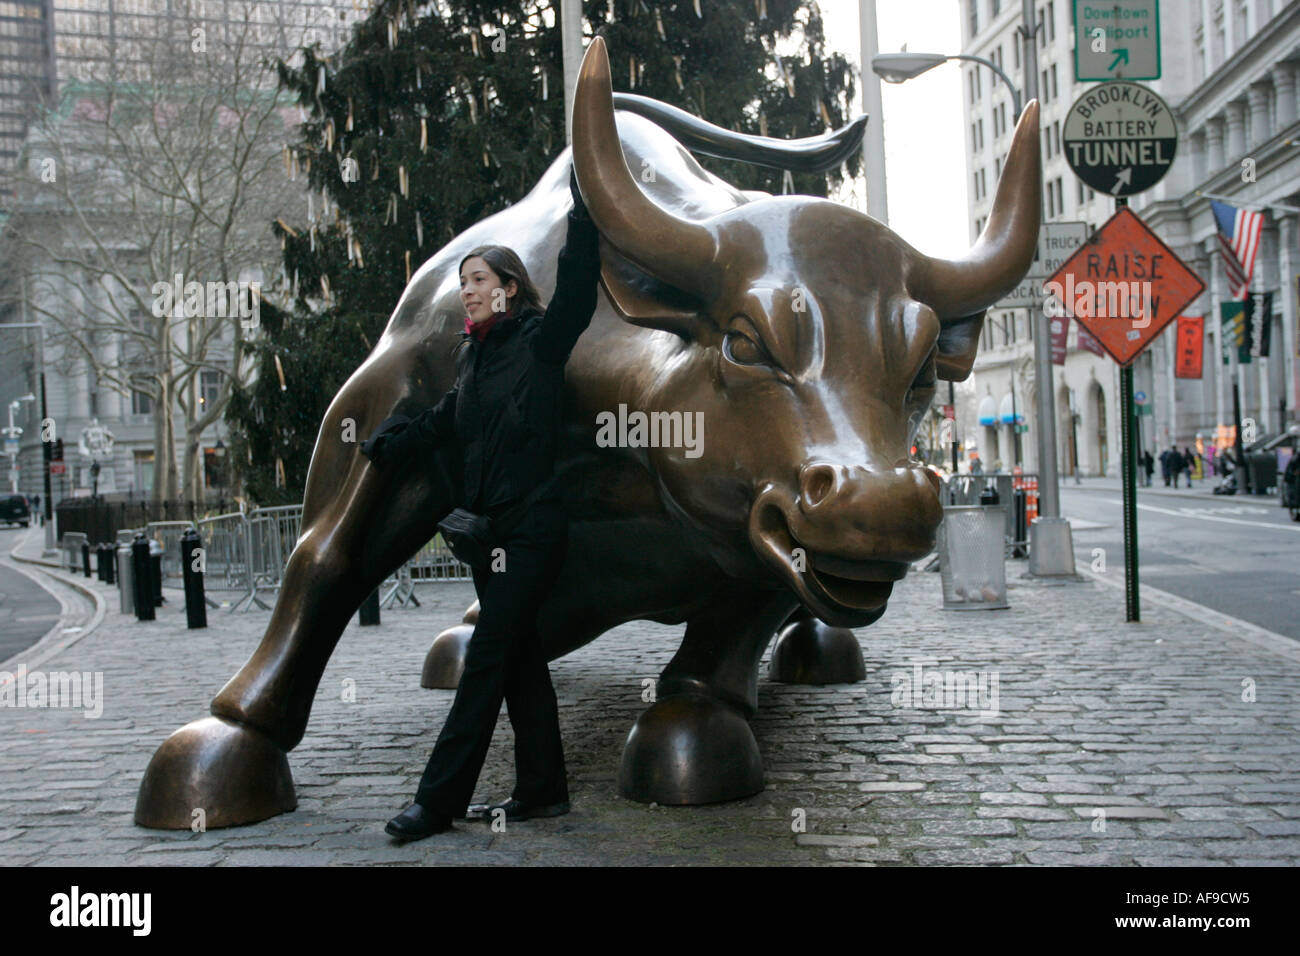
1074,0,1161,82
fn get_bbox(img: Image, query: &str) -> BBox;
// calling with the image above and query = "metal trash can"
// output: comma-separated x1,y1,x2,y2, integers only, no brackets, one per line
938,505,1009,610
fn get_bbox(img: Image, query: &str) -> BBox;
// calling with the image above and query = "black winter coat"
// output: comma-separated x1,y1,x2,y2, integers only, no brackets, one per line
363,209,601,513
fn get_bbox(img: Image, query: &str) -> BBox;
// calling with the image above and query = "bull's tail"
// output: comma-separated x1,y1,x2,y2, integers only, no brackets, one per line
610,92,867,173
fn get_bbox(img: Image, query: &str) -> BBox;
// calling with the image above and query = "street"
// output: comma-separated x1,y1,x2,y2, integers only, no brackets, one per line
0,540,62,662
1061,482,1300,640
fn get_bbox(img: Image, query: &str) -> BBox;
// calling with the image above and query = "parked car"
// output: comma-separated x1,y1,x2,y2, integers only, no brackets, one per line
0,494,31,527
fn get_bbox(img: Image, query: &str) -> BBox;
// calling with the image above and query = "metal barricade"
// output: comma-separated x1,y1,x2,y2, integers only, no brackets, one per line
243,504,303,612
59,532,88,572
196,512,258,612
143,520,193,590
943,473,1037,557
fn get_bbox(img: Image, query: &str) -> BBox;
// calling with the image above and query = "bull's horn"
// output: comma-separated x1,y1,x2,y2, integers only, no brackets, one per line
573,37,718,298
907,100,1041,318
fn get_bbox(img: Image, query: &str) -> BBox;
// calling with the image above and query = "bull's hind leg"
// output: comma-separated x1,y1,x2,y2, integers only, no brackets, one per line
618,585,800,805
134,346,458,830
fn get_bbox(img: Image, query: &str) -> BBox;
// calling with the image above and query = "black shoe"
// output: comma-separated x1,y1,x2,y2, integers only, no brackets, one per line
483,797,570,822
385,802,454,841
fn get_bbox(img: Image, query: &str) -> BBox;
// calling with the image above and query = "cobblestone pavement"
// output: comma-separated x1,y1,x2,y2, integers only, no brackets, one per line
2,527,1298,866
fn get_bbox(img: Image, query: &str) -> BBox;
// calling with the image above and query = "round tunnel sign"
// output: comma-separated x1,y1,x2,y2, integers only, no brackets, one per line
1063,81,1176,197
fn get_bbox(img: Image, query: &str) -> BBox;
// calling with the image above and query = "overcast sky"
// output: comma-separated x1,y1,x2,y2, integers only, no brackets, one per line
820,0,969,258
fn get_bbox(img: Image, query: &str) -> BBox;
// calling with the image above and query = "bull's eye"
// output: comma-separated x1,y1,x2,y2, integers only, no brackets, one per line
723,329,770,367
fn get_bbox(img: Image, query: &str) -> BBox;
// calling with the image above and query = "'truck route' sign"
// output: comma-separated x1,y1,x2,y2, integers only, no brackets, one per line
1063,81,1176,197
1044,207,1205,366
1073,0,1161,81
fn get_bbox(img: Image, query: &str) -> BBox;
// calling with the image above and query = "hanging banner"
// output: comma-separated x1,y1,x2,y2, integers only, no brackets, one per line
1077,320,1105,357
1050,312,1069,365
1221,300,1248,365
1174,315,1203,379
1247,291,1272,359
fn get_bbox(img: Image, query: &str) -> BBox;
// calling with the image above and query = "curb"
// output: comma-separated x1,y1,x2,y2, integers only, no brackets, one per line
3,528,109,672
1081,567,1300,665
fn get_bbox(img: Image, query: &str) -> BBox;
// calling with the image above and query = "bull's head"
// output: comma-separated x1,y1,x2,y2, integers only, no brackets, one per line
572,38,1040,628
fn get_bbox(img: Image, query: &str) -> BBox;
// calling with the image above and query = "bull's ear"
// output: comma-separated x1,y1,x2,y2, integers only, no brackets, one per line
935,311,985,382
598,235,706,337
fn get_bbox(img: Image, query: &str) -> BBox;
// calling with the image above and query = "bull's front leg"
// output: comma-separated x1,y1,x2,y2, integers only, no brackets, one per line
618,585,799,805
134,350,457,829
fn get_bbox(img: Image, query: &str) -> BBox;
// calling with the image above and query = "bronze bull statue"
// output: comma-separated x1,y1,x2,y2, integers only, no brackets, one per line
136,37,1040,828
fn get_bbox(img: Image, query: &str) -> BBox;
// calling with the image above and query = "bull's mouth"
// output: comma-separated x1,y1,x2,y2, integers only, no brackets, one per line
749,499,914,627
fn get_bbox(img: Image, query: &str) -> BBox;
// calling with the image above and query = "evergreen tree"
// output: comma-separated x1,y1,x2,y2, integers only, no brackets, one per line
227,0,859,503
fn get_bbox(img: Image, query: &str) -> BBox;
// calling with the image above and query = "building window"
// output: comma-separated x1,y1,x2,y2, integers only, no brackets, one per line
131,384,153,415
133,450,154,496
995,156,1002,179
1046,182,1055,217
1044,128,1052,158
992,0,1001,14
1038,7,1046,48
1077,179,1086,204
1050,64,1058,100
1013,36,1020,70
199,370,222,411
1053,119,1061,154
978,118,984,150
1047,1,1056,41
975,170,982,200
972,122,979,151
1054,177,1064,215
970,0,980,37
1194,26,1206,84
1041,69,1050,103
969,70,976,104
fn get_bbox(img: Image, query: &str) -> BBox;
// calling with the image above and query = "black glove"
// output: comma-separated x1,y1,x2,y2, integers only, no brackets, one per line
569,166,592,222
361,414,412,468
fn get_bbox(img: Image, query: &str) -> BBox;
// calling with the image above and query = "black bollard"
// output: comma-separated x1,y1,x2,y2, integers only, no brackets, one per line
359,587,380,626
103,544,115,585
180,527,207,629
81,541,91,578
132,533,154,622
95,544,105,581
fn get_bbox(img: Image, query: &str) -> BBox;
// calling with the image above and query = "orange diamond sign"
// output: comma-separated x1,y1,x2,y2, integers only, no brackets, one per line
1043,207,1205,366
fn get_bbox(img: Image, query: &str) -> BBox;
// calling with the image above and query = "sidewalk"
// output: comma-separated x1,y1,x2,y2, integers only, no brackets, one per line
3,525,1299,866
1064,475,1274,501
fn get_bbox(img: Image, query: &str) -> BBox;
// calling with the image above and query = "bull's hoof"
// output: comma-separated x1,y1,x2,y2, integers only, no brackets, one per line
421,623,473,689
767,616,867,685
618,693,763,805
135,716,296,830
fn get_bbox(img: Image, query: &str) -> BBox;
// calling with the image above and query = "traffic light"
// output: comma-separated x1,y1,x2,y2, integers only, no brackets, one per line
52,438,63,461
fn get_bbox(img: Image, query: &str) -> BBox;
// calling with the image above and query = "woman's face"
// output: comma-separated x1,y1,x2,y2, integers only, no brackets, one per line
460,256,518,324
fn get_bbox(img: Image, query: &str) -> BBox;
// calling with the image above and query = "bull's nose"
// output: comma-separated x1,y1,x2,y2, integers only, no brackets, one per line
798,460,937,516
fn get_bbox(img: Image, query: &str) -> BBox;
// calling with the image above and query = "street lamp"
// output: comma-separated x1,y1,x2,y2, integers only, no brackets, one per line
871,52,1023,115
4,394,36,493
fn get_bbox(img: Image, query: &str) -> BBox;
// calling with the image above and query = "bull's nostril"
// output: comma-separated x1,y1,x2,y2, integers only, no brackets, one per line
801,464,836,509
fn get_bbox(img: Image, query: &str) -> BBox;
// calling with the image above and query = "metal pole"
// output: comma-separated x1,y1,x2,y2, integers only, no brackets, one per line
1019,0,1059,519
561,0,583,146
859,0,889,223
949,381,959,476
1114,195,1139,621
1121,361,1139,621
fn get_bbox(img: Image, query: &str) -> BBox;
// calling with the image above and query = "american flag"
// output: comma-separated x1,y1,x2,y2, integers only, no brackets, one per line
1211,200,1264,301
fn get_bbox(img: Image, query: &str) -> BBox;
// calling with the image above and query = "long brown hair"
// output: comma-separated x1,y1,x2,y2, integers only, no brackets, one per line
452,245,544,364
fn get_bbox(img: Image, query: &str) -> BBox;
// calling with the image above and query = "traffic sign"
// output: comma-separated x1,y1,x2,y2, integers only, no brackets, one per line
49,462,66,475
1074,0,1161,81
1043,206,1205,366
3,438,17,456
1134,390,1148,405
1063,82,1176,197
1000,221,1090,308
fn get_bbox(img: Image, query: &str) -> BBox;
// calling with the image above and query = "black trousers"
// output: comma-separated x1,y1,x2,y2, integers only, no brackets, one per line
414,500,569,818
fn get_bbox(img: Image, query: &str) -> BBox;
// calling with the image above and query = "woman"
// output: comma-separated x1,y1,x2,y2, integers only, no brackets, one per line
361,167,600,841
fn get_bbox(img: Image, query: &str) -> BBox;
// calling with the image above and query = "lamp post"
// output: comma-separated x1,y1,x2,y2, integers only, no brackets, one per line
4,395,35,493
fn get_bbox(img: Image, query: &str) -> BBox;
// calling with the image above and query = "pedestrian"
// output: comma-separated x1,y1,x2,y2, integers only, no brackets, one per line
1183,446,1197,487
1141,449,1154,487
32,493,40,525
1159,445,1176,487
360,167,600,841
971,455,983,475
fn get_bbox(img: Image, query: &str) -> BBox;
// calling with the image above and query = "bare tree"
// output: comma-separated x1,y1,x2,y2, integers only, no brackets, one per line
0,1,345,506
